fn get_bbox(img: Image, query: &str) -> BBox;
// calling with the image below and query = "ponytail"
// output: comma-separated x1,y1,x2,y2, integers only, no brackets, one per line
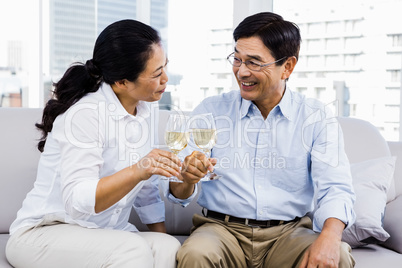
36,60,102,152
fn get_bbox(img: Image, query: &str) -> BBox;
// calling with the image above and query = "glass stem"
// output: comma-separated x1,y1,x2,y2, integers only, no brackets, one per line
204,149,211,159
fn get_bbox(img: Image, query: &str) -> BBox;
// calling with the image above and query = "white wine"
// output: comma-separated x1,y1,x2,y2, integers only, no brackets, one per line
192,129,217,151
165,131,189,154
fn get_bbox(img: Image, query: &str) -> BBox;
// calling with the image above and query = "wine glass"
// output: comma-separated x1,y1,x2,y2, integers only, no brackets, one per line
190,113,222,181
164,114,189,183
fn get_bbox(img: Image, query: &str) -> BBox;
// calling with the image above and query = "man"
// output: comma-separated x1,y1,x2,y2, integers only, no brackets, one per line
171,12,356,268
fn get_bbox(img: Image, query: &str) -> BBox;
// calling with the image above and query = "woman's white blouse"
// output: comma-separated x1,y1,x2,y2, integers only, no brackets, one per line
10,83,164,234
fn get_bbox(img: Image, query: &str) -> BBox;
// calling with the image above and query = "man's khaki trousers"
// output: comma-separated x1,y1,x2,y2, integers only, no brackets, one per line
177,214,355,268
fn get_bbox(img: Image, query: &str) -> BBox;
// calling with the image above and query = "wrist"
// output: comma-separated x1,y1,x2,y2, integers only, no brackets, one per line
321,218,345,240
169,180,195,199
129,164,146,182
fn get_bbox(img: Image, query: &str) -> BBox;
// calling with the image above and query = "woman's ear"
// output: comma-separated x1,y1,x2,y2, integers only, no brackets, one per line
114,79,128,90
281,56,297,80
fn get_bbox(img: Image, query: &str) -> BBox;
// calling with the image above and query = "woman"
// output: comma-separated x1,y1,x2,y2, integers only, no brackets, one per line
6,19,183,268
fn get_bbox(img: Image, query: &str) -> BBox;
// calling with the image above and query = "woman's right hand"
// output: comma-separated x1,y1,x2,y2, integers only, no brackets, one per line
95,149,180,213
134,149,182,180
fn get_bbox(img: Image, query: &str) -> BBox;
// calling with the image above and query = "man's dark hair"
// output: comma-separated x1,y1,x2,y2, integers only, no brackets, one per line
233,12,301,65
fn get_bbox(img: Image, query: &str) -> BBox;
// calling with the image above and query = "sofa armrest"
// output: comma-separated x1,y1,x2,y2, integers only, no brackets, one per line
381,194,402,253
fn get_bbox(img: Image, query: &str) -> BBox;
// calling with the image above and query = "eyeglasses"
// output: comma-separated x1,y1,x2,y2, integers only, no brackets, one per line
226,52,287,72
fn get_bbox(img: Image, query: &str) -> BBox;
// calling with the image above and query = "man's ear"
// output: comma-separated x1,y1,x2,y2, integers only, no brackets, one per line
281,56,297,80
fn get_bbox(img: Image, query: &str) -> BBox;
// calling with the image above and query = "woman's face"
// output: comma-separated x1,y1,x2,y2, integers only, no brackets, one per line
117,43,168,109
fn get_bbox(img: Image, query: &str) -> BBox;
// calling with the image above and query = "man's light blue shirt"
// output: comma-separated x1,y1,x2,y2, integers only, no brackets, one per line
168,88,355,232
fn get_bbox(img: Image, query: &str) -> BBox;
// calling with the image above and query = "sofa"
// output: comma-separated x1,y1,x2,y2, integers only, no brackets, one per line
1,107,402,268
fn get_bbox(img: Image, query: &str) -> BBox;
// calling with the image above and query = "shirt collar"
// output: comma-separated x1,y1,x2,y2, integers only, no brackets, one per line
240,97,254,119
99,83,151,121
276,87,292,121
238,87,293,121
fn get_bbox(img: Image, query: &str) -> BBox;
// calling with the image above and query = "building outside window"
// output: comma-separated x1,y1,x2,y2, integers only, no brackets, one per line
1,0,402,141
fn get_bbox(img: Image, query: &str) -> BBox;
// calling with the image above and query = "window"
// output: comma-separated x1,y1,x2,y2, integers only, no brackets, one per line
215,87,224,94
315,87,326,99
388,70,401,83
201,87,209,98
325,55,341,68
308,22,325,36
0,0,37,107
344,20,357,33
297,87,308,94
344,37,361,51
385,105,400,123
390,34,402,47
326,21,341,35
325,38,341,51
307,55,323,67
2,0,402,141
344,55,358,67
275,0,402,141
307,39,323,52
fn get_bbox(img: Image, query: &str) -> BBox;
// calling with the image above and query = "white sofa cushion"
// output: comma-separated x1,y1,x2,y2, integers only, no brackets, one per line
381,194,402,253
342,156,396,247
338,117,396,202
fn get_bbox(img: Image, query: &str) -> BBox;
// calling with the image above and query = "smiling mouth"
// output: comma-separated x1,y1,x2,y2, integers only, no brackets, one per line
241,82,257,91
242,82,256,86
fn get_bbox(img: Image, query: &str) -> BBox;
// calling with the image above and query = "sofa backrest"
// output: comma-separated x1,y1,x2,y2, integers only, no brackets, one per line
0,108,42,233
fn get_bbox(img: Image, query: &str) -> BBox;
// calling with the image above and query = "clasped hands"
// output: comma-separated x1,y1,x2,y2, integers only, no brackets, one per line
134,149,216,184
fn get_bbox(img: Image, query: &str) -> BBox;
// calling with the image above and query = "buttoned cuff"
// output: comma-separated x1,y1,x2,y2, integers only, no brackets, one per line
134,201,165,224
165,183,198,207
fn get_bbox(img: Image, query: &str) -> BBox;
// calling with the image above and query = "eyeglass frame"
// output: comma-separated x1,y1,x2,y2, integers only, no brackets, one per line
226,52,288,72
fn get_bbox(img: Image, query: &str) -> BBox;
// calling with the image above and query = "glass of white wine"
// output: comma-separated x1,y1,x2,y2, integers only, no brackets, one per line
164,114,189,183
191,113,221,181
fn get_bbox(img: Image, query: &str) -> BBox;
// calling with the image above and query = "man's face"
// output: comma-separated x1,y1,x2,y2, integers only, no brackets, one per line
233,36,287,107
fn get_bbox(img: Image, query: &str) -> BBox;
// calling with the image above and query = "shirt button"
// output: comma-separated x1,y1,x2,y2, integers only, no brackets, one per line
115,209,121,214
108,103,116,112
258,185,262,189
259,210,263,215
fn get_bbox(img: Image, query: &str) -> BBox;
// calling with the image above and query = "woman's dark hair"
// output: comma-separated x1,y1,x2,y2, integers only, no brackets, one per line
233,12,301,65
36,19,161,152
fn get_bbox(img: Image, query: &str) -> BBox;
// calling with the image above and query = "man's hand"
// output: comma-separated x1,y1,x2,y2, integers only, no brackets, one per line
299,218,345,268
169,151,217,199
181,151,216,184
